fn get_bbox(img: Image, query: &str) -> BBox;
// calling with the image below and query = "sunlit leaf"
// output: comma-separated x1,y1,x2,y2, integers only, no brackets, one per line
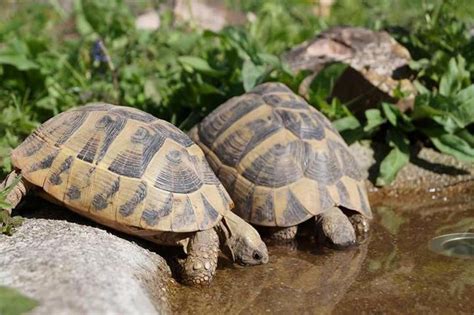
0,54,38,71
439,56,470,96
364,109,385,133
309,63,348,101
178,56,224,77
332,115,360,132
429,133,474,162
242,59,267,91
376,129,410,186
0,286,38,315
381,102,414,132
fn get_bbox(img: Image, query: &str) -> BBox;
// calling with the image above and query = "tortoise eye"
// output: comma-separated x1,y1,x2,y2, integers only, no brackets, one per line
252,251,262,261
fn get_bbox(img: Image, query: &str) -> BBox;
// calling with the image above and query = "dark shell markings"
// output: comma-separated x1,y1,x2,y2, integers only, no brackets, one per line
193,82,372,227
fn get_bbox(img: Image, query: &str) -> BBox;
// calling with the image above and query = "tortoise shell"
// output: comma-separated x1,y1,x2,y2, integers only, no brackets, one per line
191,82,372,227
11,103,232,233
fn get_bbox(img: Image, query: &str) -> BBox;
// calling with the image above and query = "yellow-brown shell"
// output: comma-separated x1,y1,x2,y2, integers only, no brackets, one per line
11,103,232,233
190,83,372,227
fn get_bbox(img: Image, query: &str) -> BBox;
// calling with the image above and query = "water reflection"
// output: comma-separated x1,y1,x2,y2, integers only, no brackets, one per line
173,192,474,314
174,240,368,314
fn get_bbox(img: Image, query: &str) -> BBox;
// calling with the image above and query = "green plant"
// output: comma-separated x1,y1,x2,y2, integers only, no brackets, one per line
0,286,38,315
0,174,24,235
0,0,472,186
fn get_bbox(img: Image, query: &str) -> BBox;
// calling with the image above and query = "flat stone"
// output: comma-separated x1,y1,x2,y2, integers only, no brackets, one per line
0,218,173,315
284,26,416,112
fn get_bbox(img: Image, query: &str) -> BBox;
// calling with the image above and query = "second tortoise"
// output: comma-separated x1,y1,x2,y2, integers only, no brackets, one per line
190,83,372,247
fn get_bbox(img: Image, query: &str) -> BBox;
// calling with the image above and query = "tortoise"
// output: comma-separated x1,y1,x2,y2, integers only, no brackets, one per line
189,82,372,247
1,103,268,285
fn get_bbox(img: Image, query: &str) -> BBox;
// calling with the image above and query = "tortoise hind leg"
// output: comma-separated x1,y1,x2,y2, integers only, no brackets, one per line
182,228,219,286
316,207,356,248
268,226,298,241
1,170,30,214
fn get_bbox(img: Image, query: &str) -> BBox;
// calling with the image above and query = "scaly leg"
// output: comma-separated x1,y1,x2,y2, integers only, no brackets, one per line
182,228,219,286
1,170,30,214
316,207,355,248
268,226,298,241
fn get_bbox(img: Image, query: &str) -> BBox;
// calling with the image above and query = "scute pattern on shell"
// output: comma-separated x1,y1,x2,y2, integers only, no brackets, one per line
192,83,372,227
11,103,232,233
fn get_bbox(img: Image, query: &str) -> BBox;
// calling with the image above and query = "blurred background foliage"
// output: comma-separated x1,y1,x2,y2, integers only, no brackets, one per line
0,0,473,186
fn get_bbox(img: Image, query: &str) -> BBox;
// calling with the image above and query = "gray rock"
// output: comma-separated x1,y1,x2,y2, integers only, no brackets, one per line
349,142,474,192
0,218,173,315
284,27,416,112
136,10,161,30
173,0,247,31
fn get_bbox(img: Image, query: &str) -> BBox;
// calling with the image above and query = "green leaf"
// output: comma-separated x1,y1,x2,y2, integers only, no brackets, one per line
196,82,223,95
381,102,398,126
0,54,38,71
332,116,360,132
0,209,24,236
73,0,95,36
256,53,280,67
456,129,474,147
340,128,365,145
0,175,22,199
0,286,38,315
364,109,385,133
381,102,414,132
144,80,162,104
333,116,364,144
178,56,223,77
168,32,200,53
453,84,474,127
309,63,348,100
376,129,410,186
413,85,474,132
242,59,267,91
439,55,470,97
430,133,474,162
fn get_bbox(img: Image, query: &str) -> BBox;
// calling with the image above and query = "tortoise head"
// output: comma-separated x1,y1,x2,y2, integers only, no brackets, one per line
218,211,269,266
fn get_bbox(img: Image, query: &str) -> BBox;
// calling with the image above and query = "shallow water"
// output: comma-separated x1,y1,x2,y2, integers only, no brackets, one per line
173,188,474,314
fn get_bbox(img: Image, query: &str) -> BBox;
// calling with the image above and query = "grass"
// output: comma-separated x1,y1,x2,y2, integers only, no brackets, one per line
0,0,472,188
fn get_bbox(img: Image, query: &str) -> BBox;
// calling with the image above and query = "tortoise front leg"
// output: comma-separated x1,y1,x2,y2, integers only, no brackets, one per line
1,170,30,214
268,226,298,241
182,228,219,286
316,207,356,248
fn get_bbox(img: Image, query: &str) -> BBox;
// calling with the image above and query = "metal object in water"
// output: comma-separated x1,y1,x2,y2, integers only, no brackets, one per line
429,233,474,259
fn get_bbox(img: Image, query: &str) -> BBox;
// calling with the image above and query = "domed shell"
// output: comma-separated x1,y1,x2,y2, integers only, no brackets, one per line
11,103,232,233
191,83,372,227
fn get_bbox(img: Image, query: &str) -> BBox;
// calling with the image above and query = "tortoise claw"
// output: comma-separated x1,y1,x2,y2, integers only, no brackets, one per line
181,229,219,286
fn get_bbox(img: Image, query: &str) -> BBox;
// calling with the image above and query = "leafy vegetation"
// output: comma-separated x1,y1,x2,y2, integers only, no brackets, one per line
0,286,38,315
0,174,24,235
0,0,472,188
330,1,474,184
